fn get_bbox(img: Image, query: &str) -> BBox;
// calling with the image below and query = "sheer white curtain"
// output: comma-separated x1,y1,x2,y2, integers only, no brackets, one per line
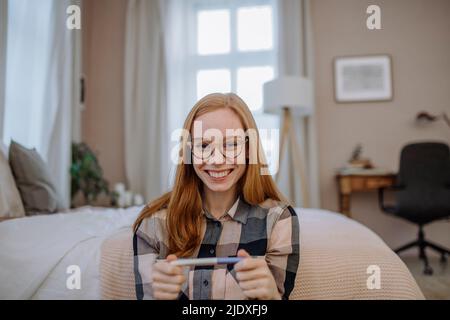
124,0,170,202
2,0,78,208
276,0,320,207
0,0,7,139
161,0,193,185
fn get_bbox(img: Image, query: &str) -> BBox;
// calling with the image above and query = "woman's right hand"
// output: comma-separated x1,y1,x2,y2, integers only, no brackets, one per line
152,254,186,300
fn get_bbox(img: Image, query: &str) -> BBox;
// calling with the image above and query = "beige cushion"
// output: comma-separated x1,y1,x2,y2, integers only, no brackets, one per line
8,141,65,214
100,210,425,300
0,143,25,218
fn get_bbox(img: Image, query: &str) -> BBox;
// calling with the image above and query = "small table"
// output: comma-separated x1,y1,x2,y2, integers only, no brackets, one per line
336,172,397,218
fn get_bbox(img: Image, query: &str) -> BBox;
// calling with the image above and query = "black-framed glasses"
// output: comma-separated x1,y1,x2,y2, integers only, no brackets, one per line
189,136,248,161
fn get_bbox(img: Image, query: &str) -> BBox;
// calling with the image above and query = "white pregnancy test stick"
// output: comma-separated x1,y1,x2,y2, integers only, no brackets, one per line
170,257,243,266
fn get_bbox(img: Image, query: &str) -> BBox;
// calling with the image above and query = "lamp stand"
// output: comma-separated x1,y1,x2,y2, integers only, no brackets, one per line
276,107,310,208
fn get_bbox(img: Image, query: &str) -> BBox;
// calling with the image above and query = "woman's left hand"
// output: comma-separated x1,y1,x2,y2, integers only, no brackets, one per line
234,249,281,300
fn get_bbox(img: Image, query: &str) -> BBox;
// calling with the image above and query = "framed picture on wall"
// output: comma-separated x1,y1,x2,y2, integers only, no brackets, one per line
333,54,393,103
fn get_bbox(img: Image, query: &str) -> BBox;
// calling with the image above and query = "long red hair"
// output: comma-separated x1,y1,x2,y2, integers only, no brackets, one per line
133,93,286,257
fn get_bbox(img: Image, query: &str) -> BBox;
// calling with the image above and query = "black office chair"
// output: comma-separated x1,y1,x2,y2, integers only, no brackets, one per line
378,142,450,275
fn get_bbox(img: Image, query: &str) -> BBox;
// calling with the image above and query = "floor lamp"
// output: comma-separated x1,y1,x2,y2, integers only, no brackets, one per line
263,76,313,207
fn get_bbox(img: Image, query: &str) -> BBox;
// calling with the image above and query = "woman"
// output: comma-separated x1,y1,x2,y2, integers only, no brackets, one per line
133,93,299,300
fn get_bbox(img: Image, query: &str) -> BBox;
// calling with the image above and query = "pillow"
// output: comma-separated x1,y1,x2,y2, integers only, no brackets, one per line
8,141,65,214
0,142,25,218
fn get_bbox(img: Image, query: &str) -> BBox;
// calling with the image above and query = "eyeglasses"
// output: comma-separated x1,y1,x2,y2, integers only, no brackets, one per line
189,137,248,161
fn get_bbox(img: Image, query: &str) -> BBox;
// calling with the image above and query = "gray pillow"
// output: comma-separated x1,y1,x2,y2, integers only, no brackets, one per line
0,143,25,218
8,141,66,214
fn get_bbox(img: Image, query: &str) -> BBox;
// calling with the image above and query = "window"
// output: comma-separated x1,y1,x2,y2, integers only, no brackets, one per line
3,0,54,150
186,0,280,174
187,0,278,111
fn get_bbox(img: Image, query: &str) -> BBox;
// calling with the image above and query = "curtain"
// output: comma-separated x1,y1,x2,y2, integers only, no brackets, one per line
160,0,193,185
45,0,80,208
2,0,78,208
71,0,83,144
124,0,169,202
0,0,7,141
276,0,320,208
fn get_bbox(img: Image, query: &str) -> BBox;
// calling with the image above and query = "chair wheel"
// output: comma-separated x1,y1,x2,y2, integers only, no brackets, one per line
423,266,433,275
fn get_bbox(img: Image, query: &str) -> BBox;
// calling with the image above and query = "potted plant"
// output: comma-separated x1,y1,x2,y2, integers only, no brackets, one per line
70,142,116,207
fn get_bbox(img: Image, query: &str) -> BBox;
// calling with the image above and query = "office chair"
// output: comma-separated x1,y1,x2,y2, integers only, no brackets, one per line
378,142,450,275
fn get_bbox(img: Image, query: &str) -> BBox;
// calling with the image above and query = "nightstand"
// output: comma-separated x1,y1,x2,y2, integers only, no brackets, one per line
336,172,397,218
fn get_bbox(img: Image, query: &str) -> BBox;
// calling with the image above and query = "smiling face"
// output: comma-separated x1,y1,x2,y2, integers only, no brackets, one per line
191,108,247,194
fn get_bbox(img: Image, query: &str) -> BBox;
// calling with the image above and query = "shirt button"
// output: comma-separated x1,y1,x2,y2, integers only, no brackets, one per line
209,249,215,254
203,279,209,286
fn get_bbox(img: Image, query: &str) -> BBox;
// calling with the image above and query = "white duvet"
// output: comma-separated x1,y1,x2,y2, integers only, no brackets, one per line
0,206,142,300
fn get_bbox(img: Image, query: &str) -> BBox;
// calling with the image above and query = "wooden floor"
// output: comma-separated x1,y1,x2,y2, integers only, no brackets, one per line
401,256,450,300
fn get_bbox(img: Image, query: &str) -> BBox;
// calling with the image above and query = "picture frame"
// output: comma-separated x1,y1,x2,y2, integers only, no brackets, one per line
333,54,393,103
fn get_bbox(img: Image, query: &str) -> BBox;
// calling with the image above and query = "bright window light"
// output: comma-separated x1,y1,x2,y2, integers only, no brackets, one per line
237,66,274,111
237,6,273,52
197,69,231,99
197,9,230,55
3,0,53,150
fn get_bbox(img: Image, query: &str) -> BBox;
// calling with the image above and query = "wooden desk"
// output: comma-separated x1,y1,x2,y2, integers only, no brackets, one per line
336,173,397,218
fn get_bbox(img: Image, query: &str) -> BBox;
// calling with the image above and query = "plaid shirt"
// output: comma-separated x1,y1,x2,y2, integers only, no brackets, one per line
133,197,300,300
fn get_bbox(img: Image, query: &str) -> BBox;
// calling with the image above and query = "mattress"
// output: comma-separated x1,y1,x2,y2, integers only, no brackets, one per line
0,206,141,299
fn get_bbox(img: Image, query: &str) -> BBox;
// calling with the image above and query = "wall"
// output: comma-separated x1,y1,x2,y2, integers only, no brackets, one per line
82,0,127,186
311,0,450,254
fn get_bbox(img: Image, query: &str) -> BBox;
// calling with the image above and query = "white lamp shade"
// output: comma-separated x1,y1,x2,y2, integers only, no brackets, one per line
263,76,313,117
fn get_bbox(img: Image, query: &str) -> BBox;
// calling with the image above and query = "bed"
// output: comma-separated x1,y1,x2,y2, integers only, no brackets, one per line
0,206,424,300
0,206,140,299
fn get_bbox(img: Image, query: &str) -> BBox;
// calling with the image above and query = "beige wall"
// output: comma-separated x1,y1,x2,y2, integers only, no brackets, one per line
311,0,450,254
82,0,127,186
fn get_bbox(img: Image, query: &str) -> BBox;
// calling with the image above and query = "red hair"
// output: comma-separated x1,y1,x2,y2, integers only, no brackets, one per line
133,93,286,257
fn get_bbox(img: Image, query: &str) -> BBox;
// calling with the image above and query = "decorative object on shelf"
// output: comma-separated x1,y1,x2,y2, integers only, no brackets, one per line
347,143,373,169
349,144,363,163
334,54,393,103
70,142,116,207
338,144,393,176
263,76,313,207
113,183,144,208
415,111,450,128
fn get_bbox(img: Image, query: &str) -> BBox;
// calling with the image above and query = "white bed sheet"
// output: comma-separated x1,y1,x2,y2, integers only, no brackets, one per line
0,206,315,300
0,206,141,299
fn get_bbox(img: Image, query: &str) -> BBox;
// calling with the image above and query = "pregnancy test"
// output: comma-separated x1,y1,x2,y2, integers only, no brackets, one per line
170,257,243,266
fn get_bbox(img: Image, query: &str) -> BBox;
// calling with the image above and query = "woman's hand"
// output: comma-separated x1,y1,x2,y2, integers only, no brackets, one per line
152,254,186,300
235,249,281,300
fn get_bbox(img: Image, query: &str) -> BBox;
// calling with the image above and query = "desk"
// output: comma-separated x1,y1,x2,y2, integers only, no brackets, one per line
336,173,397,218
